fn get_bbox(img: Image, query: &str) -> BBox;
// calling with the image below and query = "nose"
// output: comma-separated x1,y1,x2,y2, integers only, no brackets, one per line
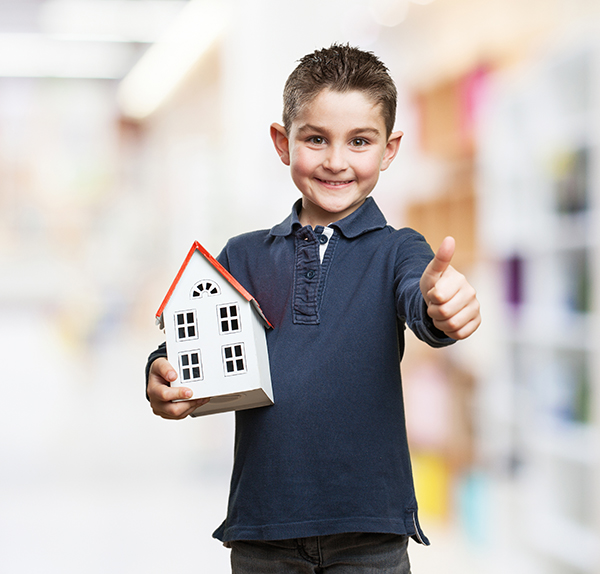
323,145,348,173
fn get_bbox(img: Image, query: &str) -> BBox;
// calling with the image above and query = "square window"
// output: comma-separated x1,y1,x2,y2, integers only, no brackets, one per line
222,343,247,376
179,350,203,382
175,310,198,342
217,303,242,335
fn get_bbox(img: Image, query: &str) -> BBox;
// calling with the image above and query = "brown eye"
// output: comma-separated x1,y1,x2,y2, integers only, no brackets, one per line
351,138,368,147
309,136,325,145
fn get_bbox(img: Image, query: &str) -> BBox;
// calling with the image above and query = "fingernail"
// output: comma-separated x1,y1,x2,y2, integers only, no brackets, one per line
168,370,177,381
183,389,193,399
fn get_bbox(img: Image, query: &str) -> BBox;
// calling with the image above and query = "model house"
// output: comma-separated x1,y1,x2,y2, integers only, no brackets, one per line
155,241,273,417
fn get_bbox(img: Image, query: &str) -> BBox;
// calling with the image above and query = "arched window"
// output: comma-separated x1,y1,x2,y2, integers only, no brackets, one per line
191,280,221,298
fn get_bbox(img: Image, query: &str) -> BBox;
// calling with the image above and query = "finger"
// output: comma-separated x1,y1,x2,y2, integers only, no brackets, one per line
428,236,456,279
429,298,481,339
420,236,456,297
151,357,178,383
153,397,211,420
148,377,194,403
426,269,468,306
439,313,481,340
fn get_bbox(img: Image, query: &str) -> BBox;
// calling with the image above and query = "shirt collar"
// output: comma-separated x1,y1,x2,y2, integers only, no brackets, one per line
269,197,388,238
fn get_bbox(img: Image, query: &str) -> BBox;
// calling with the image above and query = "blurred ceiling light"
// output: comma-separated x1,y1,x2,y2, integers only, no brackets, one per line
0,33,136,78
117,0,229,120
39,0,188,43
0,1,188,79
369,0,410,27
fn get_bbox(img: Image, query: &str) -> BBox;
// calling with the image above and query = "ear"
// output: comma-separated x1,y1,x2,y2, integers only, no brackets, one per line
380,131,403,171
270,123,290,166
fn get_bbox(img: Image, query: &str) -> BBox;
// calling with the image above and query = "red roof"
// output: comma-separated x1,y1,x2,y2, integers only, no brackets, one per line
156,241,272,328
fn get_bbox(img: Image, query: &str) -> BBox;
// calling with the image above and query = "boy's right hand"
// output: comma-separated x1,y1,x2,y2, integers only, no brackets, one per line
147,358,210,419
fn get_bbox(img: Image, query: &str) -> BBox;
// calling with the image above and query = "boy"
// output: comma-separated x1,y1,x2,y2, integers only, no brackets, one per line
146,44,481,573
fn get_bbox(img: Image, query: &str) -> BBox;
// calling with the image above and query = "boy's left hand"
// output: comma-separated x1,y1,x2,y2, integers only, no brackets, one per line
420,236,481,340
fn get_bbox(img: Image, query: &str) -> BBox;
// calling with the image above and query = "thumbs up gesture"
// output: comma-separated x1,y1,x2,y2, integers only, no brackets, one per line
420,236,481,340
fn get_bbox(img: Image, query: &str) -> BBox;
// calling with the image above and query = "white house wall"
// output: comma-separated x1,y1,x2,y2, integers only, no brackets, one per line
164,251,271,403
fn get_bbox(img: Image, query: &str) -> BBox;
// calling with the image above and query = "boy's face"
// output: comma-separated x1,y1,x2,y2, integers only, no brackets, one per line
271,89,402,227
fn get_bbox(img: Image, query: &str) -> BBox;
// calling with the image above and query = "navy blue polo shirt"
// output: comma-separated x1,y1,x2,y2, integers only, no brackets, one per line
207,197,455,544
145,198,455,543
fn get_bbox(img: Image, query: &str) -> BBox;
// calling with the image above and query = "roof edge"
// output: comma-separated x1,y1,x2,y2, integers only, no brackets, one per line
155,241,272,329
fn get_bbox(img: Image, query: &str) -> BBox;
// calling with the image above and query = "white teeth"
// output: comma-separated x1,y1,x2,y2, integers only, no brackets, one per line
323,180,351,186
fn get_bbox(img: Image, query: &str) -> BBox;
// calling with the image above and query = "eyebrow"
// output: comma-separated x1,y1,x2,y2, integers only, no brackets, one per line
296,124,382,137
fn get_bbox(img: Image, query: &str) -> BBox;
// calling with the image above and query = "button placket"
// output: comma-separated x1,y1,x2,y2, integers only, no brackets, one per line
293,228,320,324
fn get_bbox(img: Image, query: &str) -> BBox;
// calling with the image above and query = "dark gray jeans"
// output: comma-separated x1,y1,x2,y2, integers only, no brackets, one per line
230,532,411,573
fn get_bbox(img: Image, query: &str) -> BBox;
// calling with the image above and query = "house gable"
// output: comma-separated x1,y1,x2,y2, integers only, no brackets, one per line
156,241,271,329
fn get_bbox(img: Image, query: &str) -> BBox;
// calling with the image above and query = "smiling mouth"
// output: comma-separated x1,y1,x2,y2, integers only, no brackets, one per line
317,178,354,186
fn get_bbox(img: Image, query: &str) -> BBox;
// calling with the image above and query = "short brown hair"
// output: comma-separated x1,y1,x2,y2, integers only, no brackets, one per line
282,44,397,138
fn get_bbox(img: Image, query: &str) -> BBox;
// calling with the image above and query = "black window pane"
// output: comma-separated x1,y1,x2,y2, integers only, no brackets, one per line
236,359,244,371
187,312,194,323
188,326,196,337
234,345,243,356
191,353,199,365
224,347,233,358
183,368,190,380
192,367,201,379
230,306,237,316
220,307,228,318
231,319,239,331
226,361,234,373
221,321,229,332
177,314,185,325
178,327,186,339
181,355,189,366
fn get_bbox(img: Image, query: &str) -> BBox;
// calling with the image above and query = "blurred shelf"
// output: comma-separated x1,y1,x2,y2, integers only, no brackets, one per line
478,35,600,574
525,419,598,465
503,306,593,350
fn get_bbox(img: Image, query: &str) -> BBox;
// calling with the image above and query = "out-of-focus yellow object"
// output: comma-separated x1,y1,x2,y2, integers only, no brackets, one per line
412,451,451,520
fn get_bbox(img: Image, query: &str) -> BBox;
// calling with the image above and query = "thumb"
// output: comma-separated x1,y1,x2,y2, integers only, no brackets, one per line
151,357,178,383
421,236,456,293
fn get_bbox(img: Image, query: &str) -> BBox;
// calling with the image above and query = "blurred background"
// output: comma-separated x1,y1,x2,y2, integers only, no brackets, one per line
1,0,599,572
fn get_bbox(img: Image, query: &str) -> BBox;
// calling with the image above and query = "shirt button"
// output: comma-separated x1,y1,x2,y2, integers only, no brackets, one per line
319,235,328,244
305,270,316,279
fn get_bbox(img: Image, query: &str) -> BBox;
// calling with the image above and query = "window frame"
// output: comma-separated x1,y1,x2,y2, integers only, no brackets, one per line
221,343,247,376
191,280,221,298
174,309,198,342
178,349,204,383
217,303,242,335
